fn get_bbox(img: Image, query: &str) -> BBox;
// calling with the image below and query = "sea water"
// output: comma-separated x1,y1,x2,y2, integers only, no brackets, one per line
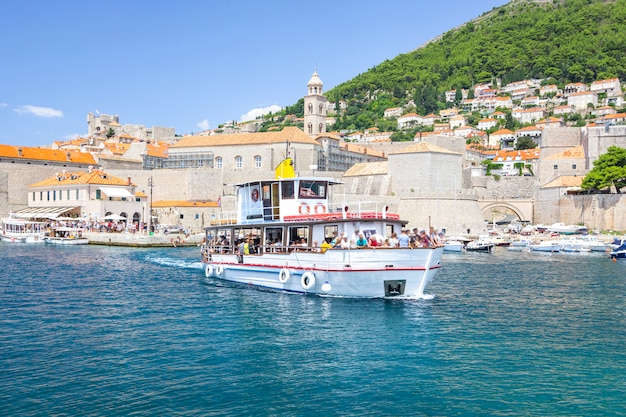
0,244,624,416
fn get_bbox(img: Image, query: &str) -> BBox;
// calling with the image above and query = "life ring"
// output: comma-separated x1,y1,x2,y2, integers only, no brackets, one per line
251,188,259,202
315,203,326,214
214,264,224,277
299,203,310,214
301,271,316,290
205,264,213,278
279,267,291,283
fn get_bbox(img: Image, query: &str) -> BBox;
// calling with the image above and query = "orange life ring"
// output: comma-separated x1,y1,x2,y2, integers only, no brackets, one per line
315,203,326,214
299,203,310,214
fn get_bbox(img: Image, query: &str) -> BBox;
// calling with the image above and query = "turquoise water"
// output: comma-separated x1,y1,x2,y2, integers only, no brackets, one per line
0,244,624,416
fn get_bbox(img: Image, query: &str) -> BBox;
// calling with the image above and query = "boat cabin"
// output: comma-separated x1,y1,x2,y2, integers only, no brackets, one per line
205,160,405,255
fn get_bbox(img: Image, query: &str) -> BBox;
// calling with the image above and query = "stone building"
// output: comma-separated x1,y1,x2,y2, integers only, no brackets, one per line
87,113,176,143
168,126,321,176
303,70,328,138
342,142,486,235
19,168,147,224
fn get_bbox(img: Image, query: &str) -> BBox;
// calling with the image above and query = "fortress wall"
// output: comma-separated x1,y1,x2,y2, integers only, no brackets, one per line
0,163,66,216
559,194,626,232
398,196,486,236
540,127,582,157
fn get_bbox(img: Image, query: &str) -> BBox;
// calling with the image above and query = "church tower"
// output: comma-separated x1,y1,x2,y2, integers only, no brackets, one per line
303,69,328,138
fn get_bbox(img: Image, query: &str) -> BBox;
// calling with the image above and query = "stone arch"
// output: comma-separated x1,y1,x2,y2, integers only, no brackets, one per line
479,202,525,222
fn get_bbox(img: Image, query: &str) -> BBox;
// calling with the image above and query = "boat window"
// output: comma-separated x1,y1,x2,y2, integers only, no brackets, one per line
281,181,294,199
265,227,283,249
298,180,326,199
324,225,338,239
288,226,309,247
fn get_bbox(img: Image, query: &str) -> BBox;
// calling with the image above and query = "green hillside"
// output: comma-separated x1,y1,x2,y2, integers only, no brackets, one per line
271,0,626,136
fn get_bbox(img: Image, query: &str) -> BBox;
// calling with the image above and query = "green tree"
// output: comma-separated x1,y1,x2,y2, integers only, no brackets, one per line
581,146,626,193
106,128,116,138
504,112,517,130
515,137,537,150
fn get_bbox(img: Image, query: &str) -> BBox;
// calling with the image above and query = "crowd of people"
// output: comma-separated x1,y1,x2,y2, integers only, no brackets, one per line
321,227,445,251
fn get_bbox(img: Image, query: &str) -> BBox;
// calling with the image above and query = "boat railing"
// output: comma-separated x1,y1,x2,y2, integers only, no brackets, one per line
208,210,238,226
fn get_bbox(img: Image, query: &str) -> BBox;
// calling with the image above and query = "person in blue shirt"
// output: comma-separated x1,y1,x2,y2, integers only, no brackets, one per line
356,232,369,248
398,229,410,247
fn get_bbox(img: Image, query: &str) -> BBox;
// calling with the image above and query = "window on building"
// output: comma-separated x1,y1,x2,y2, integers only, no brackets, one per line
67,190,70,200
553,165,558,170
47,191,50,201
40,191,43,201
235,156,242,169
59,190,62,200
572,164,577,169
254,155,262,169
76,189,79,199
215,157,223,169
53,190,56,201
96,189,101,200
32,192,35,201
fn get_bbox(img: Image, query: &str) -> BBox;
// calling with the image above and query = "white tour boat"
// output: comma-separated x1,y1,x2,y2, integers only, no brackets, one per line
44,227,89,245
200,158,444,298
0,217,47,243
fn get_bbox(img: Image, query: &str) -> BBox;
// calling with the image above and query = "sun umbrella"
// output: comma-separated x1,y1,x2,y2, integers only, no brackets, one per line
103,214,127,221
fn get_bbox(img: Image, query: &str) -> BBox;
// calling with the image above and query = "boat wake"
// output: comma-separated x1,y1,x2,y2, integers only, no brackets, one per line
146,256,203,270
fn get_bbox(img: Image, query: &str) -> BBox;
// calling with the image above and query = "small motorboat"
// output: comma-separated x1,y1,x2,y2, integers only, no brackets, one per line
465,239,494,252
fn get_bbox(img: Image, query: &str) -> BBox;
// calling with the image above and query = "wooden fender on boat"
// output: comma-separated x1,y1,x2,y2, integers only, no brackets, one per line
205,264,213,278
279,267,291,283
301,271,316,290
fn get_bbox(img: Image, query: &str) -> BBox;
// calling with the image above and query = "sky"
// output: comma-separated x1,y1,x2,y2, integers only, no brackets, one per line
0,0,509,148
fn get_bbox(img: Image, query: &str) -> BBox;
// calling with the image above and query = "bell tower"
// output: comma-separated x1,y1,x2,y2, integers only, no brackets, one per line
303,69,328,138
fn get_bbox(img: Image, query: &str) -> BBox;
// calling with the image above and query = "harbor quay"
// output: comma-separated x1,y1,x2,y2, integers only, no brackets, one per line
85,231,204,247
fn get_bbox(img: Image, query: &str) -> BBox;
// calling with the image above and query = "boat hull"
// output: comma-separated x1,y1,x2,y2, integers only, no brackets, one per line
0,233,44,243
202,247,444,298
44,237,89,245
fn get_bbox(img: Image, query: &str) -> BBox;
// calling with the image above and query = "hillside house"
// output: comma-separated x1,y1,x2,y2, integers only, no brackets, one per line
567,91,598,110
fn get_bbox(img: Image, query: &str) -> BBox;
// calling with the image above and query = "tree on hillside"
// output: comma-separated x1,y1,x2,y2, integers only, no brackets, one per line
106,128,116,139
515,137,537,150
581,146,626,193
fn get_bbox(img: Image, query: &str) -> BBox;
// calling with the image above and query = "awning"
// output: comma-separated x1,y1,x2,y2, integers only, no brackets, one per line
99,187,135,198
11,206,79,219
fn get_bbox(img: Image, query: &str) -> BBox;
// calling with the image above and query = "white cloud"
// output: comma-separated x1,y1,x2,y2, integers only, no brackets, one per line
15,105,63,118
0,102,7,108
240,105,282,122
63,133,82,140
197,119,210,131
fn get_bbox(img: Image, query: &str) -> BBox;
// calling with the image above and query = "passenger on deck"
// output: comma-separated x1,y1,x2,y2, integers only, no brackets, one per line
389,232,399,248
321,237,333,253
398,229,410,247
356,233,369,248
338,234,351,249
